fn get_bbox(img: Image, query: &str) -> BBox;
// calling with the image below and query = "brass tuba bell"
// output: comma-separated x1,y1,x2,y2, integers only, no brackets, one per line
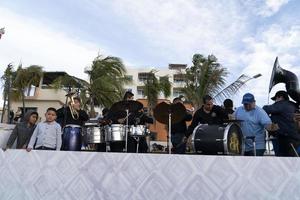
269,57,300,104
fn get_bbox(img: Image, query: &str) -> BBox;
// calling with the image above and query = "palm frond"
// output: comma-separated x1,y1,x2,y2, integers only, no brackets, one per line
213,74,252,103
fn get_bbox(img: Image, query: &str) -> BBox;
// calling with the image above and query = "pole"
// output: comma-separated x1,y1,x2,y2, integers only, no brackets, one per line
168,113,171,154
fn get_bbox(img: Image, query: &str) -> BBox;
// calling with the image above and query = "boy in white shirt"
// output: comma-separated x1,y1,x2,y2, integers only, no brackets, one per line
27,107,62,151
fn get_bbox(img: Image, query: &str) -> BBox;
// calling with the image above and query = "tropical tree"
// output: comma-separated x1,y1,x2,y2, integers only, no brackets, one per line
12,64,43,115
84,54,129,117
143,70,171,114
182,54,255,109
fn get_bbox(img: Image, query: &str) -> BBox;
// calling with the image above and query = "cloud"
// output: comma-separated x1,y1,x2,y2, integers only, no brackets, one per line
243,0,290,17
0,6,101,81
235,24,300,106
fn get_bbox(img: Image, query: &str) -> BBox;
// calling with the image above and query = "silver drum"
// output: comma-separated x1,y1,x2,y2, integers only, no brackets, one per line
129,125,147,136
83,124,105,144
105,124,125,142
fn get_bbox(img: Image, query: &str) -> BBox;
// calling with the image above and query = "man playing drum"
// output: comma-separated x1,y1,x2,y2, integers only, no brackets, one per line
186,95,228,137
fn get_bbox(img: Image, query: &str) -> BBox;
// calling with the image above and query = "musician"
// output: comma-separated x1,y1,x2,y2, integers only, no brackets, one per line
57,96,89,127
186,95,228,137
263,91,300,157
171,97,192,154
223,99,234,116
108,91,153,153
56,96,89,151
234,93,276,156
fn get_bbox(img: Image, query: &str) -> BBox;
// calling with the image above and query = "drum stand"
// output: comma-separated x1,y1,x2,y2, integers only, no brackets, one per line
168,113,172,154
125,109,129,152
133,136,140,153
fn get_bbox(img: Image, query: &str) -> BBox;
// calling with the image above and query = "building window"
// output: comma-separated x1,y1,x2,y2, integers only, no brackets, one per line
24,85,36,97
138,72,152,82
173,88,184,97
137,86,145,96
173,74,185,83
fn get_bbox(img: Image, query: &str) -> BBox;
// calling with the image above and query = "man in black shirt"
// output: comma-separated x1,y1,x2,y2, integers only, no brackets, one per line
186,95,228,137
171,97,192,154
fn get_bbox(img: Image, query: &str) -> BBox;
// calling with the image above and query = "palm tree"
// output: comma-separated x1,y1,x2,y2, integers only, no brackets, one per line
84,54,129,117
182,54,227,109
182,54,254,109
143,70,171,114
12,64,43,115
1,63,13,122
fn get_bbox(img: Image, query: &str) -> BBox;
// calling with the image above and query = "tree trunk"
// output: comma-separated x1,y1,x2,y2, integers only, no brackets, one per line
1,93,7,123
89,95,96,118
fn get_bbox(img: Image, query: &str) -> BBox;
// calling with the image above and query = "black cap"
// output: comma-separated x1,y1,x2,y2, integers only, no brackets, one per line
271,90,289,101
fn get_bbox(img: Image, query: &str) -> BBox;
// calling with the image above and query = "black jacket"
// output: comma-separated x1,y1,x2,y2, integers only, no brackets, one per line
263,100,299,139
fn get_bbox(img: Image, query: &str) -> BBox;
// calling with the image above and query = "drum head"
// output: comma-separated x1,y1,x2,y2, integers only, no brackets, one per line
224,123,244,155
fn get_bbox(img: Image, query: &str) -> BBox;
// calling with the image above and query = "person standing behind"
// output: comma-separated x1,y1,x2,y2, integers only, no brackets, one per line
27,108,62,151
223,99,235,116
4,111,38,150
171,97,193,154
234,93,276,156
263,91,300,157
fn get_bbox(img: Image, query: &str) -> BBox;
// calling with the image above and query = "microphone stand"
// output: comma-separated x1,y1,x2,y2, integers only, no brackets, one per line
125,109,129,152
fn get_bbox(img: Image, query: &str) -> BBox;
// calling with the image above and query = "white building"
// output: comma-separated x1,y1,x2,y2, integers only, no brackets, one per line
125,64,187,100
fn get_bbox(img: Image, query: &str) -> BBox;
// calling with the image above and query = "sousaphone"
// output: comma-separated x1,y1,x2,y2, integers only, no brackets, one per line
269,57,300,104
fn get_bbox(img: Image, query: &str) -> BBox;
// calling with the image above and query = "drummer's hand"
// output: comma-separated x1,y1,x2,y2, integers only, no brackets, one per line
266,123,279,132
26,148,32,152
228,114,235,120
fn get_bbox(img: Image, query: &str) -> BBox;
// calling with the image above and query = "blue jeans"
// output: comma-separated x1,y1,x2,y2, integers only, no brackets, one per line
244,149,265,156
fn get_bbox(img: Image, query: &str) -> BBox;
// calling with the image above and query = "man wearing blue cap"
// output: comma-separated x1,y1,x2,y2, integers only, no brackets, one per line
234,93,275,156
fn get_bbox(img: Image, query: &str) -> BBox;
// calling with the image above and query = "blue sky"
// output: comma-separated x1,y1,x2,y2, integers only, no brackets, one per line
1,0,300,107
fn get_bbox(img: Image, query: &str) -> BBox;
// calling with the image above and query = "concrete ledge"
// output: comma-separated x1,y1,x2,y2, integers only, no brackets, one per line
1,150,300,199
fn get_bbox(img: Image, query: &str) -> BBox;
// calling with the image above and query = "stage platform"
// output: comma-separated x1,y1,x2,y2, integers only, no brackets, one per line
1,150,300,200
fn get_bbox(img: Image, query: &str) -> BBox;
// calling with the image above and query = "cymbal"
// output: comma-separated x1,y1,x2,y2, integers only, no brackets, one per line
153,102,186,124
110,100,143,113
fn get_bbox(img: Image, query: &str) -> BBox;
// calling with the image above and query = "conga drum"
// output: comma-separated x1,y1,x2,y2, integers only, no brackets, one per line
191,123,244,155
62,124,82,151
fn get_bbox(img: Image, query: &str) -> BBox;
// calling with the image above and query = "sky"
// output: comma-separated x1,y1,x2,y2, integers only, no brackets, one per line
1,0,300,107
